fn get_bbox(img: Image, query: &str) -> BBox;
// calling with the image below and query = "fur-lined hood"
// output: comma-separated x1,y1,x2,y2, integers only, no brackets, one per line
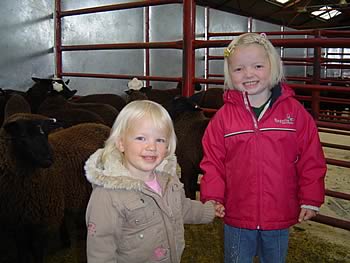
84,148,178,191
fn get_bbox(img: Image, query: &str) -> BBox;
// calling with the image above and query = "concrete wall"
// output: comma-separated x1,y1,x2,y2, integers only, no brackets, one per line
0,0,54,90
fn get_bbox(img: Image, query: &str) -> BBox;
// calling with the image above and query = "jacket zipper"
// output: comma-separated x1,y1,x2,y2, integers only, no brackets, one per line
243,92,261,229
243,93,258,129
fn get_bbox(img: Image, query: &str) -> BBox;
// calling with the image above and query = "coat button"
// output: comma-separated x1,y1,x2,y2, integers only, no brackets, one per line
139,234,144,239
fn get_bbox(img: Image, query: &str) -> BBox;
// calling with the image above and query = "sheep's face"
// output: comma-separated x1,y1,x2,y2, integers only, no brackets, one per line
27,77,77,113
125,89,148,103
168,96,201,120
4,119,59,168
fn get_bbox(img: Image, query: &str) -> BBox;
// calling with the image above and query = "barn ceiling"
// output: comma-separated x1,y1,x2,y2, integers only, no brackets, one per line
196,0,350,30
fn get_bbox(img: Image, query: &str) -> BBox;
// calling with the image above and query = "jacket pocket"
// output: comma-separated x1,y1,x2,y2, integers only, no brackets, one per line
124,197,151,226
170,182,184,212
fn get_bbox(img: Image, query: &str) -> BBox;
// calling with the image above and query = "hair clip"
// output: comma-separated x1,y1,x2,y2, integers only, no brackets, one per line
223,48,231,58
224,45,235,58
260,32,267,38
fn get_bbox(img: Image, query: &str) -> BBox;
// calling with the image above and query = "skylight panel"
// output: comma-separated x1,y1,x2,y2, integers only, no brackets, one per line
266,0,291,5
275,0,290,3
311,6,341,20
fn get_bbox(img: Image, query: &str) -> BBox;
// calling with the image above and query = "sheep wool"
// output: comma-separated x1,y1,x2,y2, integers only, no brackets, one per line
0,114,110,262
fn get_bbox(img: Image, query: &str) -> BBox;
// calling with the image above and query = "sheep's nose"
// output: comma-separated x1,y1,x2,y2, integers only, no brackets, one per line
39,157,53,168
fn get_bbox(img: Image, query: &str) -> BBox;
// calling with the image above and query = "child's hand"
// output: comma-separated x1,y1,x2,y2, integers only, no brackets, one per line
211,201,225,218
298,208,317,222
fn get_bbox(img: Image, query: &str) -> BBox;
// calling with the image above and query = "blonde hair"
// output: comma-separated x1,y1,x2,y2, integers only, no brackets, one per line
223,32,284,90
101,100,177,164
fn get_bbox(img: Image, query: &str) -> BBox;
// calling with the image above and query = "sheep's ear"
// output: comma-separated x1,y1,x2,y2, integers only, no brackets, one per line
176,82,182,89
65,89,77,98
140,86,152,92
125,90,132,95
41,118,65,133
32,77,41,83
194,83,202,91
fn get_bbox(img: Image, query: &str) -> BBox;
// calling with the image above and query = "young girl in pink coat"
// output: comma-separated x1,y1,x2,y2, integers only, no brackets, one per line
200,33,326,263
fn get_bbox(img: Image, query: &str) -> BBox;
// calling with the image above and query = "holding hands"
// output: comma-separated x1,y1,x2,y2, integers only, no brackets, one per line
210,201,225,218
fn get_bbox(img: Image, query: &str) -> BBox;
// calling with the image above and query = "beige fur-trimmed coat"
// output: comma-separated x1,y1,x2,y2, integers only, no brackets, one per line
84,149,215,263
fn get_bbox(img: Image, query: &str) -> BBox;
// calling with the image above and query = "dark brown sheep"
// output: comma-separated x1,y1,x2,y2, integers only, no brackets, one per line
190,87,224,117
3,93,32,122
26,77,77,113
168,96,210,199
73,93,127,112
0,113,110,263
38,95,118,127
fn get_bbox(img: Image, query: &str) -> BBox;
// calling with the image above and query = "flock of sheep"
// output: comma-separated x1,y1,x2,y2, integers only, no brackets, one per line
0,77,223,263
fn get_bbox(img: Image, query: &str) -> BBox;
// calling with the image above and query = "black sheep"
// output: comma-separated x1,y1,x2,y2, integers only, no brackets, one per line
26,77,77,113
73,93,127,112
0,112,110,263
168,96,210,199
38,95,118,127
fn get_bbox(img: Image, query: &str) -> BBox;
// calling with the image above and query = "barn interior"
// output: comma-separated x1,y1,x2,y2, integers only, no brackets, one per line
0,0,349,262
197,0,350,30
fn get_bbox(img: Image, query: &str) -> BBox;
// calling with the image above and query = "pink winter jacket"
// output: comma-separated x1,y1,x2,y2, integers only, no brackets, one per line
200,83,326,230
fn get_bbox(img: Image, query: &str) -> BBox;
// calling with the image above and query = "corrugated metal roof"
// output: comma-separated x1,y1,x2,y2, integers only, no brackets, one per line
196,0,350,30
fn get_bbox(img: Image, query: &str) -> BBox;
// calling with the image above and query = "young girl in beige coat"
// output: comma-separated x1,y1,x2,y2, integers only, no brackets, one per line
84,100,224,263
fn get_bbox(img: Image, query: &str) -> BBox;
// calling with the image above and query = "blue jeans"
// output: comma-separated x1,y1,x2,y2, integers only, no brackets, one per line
224,225,289,263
